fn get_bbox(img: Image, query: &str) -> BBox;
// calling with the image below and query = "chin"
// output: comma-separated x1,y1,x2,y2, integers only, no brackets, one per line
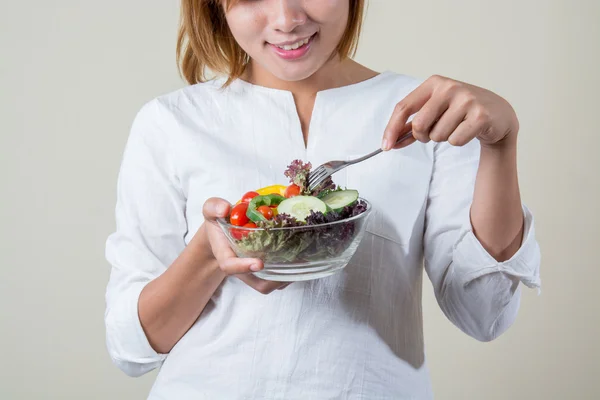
266,59,326,83
273,69,317,82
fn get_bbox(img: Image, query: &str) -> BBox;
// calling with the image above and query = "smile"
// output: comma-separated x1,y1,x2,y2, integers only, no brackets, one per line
273,36,311,51
267,34,317,60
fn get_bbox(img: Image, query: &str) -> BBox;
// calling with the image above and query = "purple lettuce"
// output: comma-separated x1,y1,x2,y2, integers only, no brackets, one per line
256,213,304,229
284,160,312,194
235,161,367,263
237,200,368,263
284,159,337,196
310,177,337,197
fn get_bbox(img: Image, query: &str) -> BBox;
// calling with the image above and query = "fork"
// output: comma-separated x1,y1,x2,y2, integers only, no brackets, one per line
307,130,414,192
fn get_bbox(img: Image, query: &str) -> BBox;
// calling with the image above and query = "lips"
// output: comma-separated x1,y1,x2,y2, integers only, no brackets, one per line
267,33,316,60
272,36,311,51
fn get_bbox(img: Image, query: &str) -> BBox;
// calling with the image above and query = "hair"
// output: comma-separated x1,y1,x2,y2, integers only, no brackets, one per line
177,0,366,86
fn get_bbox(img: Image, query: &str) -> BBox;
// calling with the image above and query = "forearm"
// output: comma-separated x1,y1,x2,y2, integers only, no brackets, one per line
471,136,524,261
138,224,226,354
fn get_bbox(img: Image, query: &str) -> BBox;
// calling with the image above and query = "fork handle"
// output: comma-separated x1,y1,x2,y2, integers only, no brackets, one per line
346,131,414,166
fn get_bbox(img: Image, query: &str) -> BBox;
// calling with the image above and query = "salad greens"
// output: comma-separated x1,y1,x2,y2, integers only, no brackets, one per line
228,159,368,263
284,159,337,196
237,200,368,263
247,194,285,222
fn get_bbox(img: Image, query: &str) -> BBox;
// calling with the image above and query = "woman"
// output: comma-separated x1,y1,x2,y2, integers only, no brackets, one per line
105,0,541,398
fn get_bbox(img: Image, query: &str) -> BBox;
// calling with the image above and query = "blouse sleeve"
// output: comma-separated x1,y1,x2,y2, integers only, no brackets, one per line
104,100,187,376
423,139,541,342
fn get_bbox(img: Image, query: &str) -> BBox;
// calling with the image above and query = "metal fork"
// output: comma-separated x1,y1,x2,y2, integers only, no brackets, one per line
307,131,414,191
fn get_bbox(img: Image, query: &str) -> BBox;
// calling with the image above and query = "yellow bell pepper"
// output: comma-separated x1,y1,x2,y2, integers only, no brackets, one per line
256,184,287,197
235,184,287,205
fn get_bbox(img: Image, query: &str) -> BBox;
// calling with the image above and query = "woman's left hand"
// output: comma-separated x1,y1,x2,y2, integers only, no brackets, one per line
382,75,519,150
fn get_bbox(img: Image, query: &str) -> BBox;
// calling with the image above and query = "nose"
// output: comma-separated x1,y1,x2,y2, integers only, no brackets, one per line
271,0,307,33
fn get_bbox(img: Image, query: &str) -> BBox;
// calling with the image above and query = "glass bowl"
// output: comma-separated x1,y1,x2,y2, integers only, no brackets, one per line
216,199,373,282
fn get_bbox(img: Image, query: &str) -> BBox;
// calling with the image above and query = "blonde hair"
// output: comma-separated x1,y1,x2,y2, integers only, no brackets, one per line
177,0,366,86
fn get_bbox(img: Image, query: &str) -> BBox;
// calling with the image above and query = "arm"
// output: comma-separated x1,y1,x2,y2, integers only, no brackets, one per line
137,225,225,355
471,136,523,261
423,139,540,342
382,75,541,341
104,100,223,376
105,101,284,376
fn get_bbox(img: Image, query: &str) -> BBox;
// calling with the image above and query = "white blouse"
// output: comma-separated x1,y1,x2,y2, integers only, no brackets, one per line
105,71,541,399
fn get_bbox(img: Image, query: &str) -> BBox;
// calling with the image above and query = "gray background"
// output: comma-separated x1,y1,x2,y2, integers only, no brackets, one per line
1,0,598,398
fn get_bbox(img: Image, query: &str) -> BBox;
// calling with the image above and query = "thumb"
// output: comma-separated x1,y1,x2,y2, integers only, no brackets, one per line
202,197,231,222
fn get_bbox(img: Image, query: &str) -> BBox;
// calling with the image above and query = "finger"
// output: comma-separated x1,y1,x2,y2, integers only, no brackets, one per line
428,105,468,143
277,283,292,290
220,256,264,275
203,197,231,222
205,222,237,260
382,82,434,150
205,223,264,274
392,135,417,150
447,109,487,147
411,95,450,143
236,274,290,294
392,121,417,150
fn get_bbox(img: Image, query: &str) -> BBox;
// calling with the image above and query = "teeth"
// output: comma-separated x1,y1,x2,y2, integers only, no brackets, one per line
277,37,310,51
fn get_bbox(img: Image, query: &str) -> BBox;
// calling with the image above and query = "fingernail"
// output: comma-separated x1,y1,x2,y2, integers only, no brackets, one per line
381,138,391,151
250,264,262,272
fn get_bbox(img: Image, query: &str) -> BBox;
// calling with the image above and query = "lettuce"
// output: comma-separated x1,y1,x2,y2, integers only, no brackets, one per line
284,160,311,193
235,200,368,264
283,159,337,196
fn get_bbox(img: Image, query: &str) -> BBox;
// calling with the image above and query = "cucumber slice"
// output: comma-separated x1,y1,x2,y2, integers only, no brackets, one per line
277,196,328,222
320,190,359,212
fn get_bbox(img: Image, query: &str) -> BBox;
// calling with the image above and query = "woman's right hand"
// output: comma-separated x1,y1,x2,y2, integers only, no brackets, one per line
202,197,290,294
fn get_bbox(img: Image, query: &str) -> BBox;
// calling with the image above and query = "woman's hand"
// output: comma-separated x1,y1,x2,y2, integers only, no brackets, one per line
382,75,519,150
202,198,290,294
382,75,526,261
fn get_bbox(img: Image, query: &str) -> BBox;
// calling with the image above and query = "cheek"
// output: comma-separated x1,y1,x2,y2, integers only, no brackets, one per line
225,7,266,48
307,0,349,27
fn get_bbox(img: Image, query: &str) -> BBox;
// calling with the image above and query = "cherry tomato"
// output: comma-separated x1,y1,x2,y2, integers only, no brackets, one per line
284,184,301,198
230,228,243,240
231,222,257,240
230,203,249,226
257,205,273,220
241,191,259,203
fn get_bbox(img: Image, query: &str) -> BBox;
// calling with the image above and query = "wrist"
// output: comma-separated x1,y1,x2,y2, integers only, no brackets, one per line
477,133,519,183
480,127,518,153
481,109,520,151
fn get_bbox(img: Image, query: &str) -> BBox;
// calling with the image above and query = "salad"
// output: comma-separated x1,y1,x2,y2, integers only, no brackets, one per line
224,160,368,263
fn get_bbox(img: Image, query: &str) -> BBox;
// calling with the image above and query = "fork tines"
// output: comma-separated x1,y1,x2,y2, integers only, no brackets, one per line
307,167,329,191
